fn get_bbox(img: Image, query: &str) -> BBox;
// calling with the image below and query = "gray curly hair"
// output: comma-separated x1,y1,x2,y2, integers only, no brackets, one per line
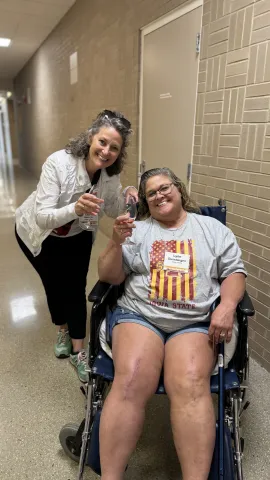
137,167,200,219
65,110,132,176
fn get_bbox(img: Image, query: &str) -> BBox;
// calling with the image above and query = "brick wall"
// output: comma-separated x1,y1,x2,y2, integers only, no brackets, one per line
14,0,270,371
192,0,270,371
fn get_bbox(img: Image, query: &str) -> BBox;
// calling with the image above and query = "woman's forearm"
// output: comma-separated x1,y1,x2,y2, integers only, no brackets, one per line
98,239,126,285
35,202,78,229
220,273,246,308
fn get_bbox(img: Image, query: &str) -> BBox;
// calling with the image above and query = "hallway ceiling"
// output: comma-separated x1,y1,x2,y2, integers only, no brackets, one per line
0,0,76,81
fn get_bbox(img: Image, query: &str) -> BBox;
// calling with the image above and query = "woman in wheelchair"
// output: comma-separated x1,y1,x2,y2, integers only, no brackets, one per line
97,167,246,480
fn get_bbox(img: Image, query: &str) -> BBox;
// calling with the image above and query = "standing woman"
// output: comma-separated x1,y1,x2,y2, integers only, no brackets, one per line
15,110,137,382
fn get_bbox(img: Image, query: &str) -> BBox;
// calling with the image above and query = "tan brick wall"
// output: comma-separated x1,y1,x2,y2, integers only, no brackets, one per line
193,0,270,371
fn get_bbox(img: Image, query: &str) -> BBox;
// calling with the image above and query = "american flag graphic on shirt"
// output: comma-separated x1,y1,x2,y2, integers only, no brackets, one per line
149,239,196,302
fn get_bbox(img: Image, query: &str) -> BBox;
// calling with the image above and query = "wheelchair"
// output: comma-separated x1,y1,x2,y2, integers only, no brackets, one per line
59,203,255,480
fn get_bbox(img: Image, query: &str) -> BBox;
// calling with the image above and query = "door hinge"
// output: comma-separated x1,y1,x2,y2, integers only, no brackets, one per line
196,32,201,54
140,160,146,174
187,163,192,182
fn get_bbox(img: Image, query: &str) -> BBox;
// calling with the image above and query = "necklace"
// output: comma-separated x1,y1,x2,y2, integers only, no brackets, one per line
156,214,189,240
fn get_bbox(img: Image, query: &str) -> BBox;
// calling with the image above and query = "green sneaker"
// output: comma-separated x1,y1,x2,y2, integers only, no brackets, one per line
69,350,88,383
54,330,72,358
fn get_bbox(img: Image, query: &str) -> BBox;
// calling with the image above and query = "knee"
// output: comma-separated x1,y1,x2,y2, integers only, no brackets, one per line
165,368,210,403
113,359,156,404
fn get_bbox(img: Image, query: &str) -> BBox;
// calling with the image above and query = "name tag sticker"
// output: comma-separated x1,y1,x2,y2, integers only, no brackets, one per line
163,252,190,272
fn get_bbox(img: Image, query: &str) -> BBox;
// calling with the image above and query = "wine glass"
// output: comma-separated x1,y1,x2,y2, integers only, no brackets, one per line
121,196,137,245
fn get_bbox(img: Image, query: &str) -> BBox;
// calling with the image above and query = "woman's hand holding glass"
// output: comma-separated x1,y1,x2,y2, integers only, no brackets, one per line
75,192,104,217
112,213,136,246
120,196,137,245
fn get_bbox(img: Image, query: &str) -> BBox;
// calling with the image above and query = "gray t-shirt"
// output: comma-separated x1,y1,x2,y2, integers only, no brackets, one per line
118,213,246,332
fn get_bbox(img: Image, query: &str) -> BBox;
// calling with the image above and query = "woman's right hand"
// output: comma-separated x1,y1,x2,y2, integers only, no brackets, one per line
112,214,136,245
75,193,104,217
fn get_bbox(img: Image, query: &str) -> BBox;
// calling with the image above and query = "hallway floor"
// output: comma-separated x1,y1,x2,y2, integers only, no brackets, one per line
0,159,269,480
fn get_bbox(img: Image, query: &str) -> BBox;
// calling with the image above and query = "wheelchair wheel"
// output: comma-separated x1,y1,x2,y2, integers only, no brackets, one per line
59,423,81,463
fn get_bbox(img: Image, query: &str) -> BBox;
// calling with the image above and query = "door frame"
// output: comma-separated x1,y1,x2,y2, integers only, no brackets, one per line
138,0,203,189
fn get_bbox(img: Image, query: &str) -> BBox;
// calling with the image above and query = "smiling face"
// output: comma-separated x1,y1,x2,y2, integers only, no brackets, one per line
88,126,123,172
145,174,184,223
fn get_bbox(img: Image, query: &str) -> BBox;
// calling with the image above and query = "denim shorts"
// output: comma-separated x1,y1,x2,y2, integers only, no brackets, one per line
109,306,210,344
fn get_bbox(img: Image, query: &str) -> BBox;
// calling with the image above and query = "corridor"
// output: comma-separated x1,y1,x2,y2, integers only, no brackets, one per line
0,159,269,479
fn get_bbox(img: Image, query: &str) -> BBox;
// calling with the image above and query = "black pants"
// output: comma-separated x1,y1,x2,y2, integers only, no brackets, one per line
15,228,93,339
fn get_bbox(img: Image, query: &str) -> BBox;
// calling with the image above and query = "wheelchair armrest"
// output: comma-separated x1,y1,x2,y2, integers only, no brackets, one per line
210,291,255,317
238,290,255,317
88,281,113,303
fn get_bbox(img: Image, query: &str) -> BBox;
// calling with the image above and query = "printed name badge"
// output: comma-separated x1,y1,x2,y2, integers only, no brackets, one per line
163,252,190,272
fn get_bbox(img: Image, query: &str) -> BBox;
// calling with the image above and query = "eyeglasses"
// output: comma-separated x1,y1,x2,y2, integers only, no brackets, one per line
146,183,174,201
98,109,131,130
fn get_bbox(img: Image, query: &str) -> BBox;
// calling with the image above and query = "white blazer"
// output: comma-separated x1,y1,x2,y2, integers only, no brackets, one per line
15,149,126,256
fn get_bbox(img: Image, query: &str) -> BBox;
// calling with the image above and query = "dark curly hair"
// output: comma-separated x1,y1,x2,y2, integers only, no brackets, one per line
65,110,132,176
137,168,200,219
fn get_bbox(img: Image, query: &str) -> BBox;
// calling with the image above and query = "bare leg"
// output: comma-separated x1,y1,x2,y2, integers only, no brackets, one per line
59,323,68,330
71,338,84,351
100,323,164,480
164,333,216,480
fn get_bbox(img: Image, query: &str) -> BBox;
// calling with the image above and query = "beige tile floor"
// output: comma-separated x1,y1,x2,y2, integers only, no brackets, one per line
0,159,269,480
